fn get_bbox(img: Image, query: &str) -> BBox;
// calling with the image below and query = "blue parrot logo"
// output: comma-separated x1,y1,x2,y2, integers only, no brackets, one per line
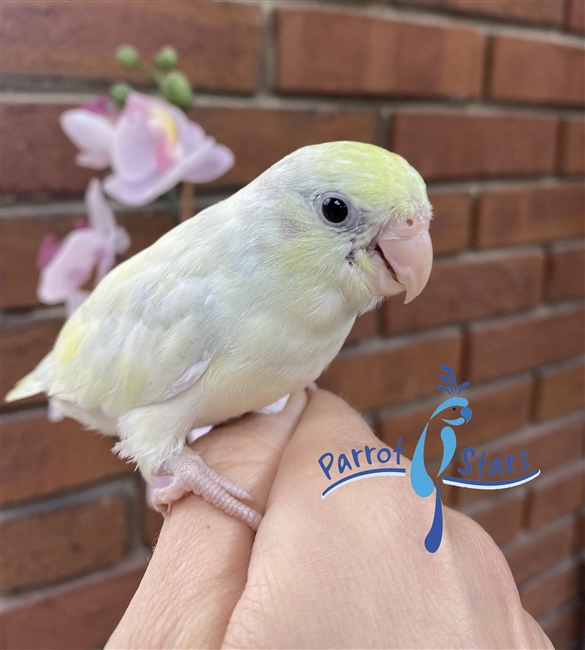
410,365,472,553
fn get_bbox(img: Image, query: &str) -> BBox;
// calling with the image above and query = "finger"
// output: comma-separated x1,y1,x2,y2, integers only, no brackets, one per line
225,390,550,649
107,390,308,650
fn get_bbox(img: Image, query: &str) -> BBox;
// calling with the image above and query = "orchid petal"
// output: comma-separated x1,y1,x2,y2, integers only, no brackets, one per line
85,178,118,239
113,226,131,254
112,95,158,182
65,290,91,316
82,96,117,119
48,401,66,422
37,229,104,304
60,109,114,170
103,169,167,207
76,151,112,170
178,117,206,150
37,234,60,270
182,143,235,183
104,140,215,206
95,243,116,285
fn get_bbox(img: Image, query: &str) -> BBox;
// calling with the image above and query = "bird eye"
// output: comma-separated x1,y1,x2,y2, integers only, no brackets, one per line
322,197,348,223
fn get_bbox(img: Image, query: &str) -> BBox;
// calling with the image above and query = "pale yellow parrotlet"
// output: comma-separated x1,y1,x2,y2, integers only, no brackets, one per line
6,142,433,530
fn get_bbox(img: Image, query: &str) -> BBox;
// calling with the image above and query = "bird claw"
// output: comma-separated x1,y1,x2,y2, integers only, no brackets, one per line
151,449,261,530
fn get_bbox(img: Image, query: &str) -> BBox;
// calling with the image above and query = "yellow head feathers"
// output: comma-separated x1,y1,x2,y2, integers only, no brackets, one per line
263,141,430,222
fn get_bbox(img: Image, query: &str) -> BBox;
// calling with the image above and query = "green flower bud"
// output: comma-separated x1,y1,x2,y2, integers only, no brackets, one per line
116,45,139,68
154,46,179,71
111,81,133,107
160,71,193,111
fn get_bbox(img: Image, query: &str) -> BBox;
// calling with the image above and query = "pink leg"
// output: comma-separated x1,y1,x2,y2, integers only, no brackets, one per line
151,449,262,530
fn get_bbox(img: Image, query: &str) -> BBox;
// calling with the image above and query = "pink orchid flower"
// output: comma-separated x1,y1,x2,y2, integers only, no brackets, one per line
37,179,130,315
104,93,234,206
37,219,87,271
61,92,234,207
60,98,117,170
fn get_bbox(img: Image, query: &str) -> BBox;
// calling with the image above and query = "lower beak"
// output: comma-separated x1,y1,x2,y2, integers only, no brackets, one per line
370,229,433,303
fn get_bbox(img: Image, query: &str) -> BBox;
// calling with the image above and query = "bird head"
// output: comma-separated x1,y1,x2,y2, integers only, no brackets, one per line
250,141,433,309
432,365,473,426
430,397,473,427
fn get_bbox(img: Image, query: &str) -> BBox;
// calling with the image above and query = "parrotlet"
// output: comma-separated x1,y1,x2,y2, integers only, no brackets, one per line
6,142,433,530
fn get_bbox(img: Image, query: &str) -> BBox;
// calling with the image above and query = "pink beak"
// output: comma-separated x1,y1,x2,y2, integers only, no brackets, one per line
369,228,433,303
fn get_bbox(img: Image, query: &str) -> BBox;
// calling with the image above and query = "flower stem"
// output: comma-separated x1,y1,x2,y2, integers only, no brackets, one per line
180,183,195,222
136,61,163,84
167,186,181,227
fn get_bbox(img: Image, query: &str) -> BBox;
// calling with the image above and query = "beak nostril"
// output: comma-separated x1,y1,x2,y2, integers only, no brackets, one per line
406,219,413,227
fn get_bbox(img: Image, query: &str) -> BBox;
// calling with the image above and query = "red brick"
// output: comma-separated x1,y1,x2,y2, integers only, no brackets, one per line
536,360,585,420
345,312,377,345
545,242,585,303
175,107,377,189
391,112,558,181
427,192,471,253
577,508,585,551
486,417,583,475
528,463,584,528
399,0,564,25
520,560,583,620
1,494,129,594
1,103,378,196
468,307,585,383
1,318,63,409
1,2,261,93
490,36,585,106
275,9,484,99
467,496,524,545
565,0,585,33
476,184,585,247
319,330,462,411
0,562,146,650
0,103,94,196
382,251,544,334
0,412,132,506
503,517,574,583
1,211,173,309
541,602,584,648
559,119,585,174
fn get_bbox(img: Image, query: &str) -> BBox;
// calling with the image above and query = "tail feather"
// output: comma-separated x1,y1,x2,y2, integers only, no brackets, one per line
4,353,52,402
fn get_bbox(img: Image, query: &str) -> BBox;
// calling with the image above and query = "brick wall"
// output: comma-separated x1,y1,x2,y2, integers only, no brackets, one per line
1,1,583,648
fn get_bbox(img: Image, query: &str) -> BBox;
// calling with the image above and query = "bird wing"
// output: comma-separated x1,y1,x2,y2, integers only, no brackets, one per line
48,250,218,416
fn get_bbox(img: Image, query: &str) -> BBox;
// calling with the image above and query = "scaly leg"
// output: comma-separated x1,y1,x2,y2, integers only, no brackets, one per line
151,448,261,530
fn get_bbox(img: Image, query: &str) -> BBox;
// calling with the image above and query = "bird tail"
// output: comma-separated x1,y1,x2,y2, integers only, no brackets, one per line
4,352,52,402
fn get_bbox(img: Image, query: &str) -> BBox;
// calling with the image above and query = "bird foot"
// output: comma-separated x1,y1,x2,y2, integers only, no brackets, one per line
151,449,262,530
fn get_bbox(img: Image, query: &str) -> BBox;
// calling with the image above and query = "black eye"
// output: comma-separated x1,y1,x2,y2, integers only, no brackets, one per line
452,407,456,411
322,197,348,223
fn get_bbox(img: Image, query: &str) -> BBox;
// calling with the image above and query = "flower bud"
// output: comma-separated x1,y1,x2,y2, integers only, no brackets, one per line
111,81,133,107
116,45,139,68
160,71,193,111
154,46,179,71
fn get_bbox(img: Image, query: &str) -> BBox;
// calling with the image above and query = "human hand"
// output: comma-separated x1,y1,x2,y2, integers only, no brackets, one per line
106,388,552,649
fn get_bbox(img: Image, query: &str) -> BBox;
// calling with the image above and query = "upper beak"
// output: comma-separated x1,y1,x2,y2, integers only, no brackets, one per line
370,228,433,303
461,406,473,423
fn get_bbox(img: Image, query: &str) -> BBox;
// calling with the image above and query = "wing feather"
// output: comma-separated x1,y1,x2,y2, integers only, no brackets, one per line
49,253,217,415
